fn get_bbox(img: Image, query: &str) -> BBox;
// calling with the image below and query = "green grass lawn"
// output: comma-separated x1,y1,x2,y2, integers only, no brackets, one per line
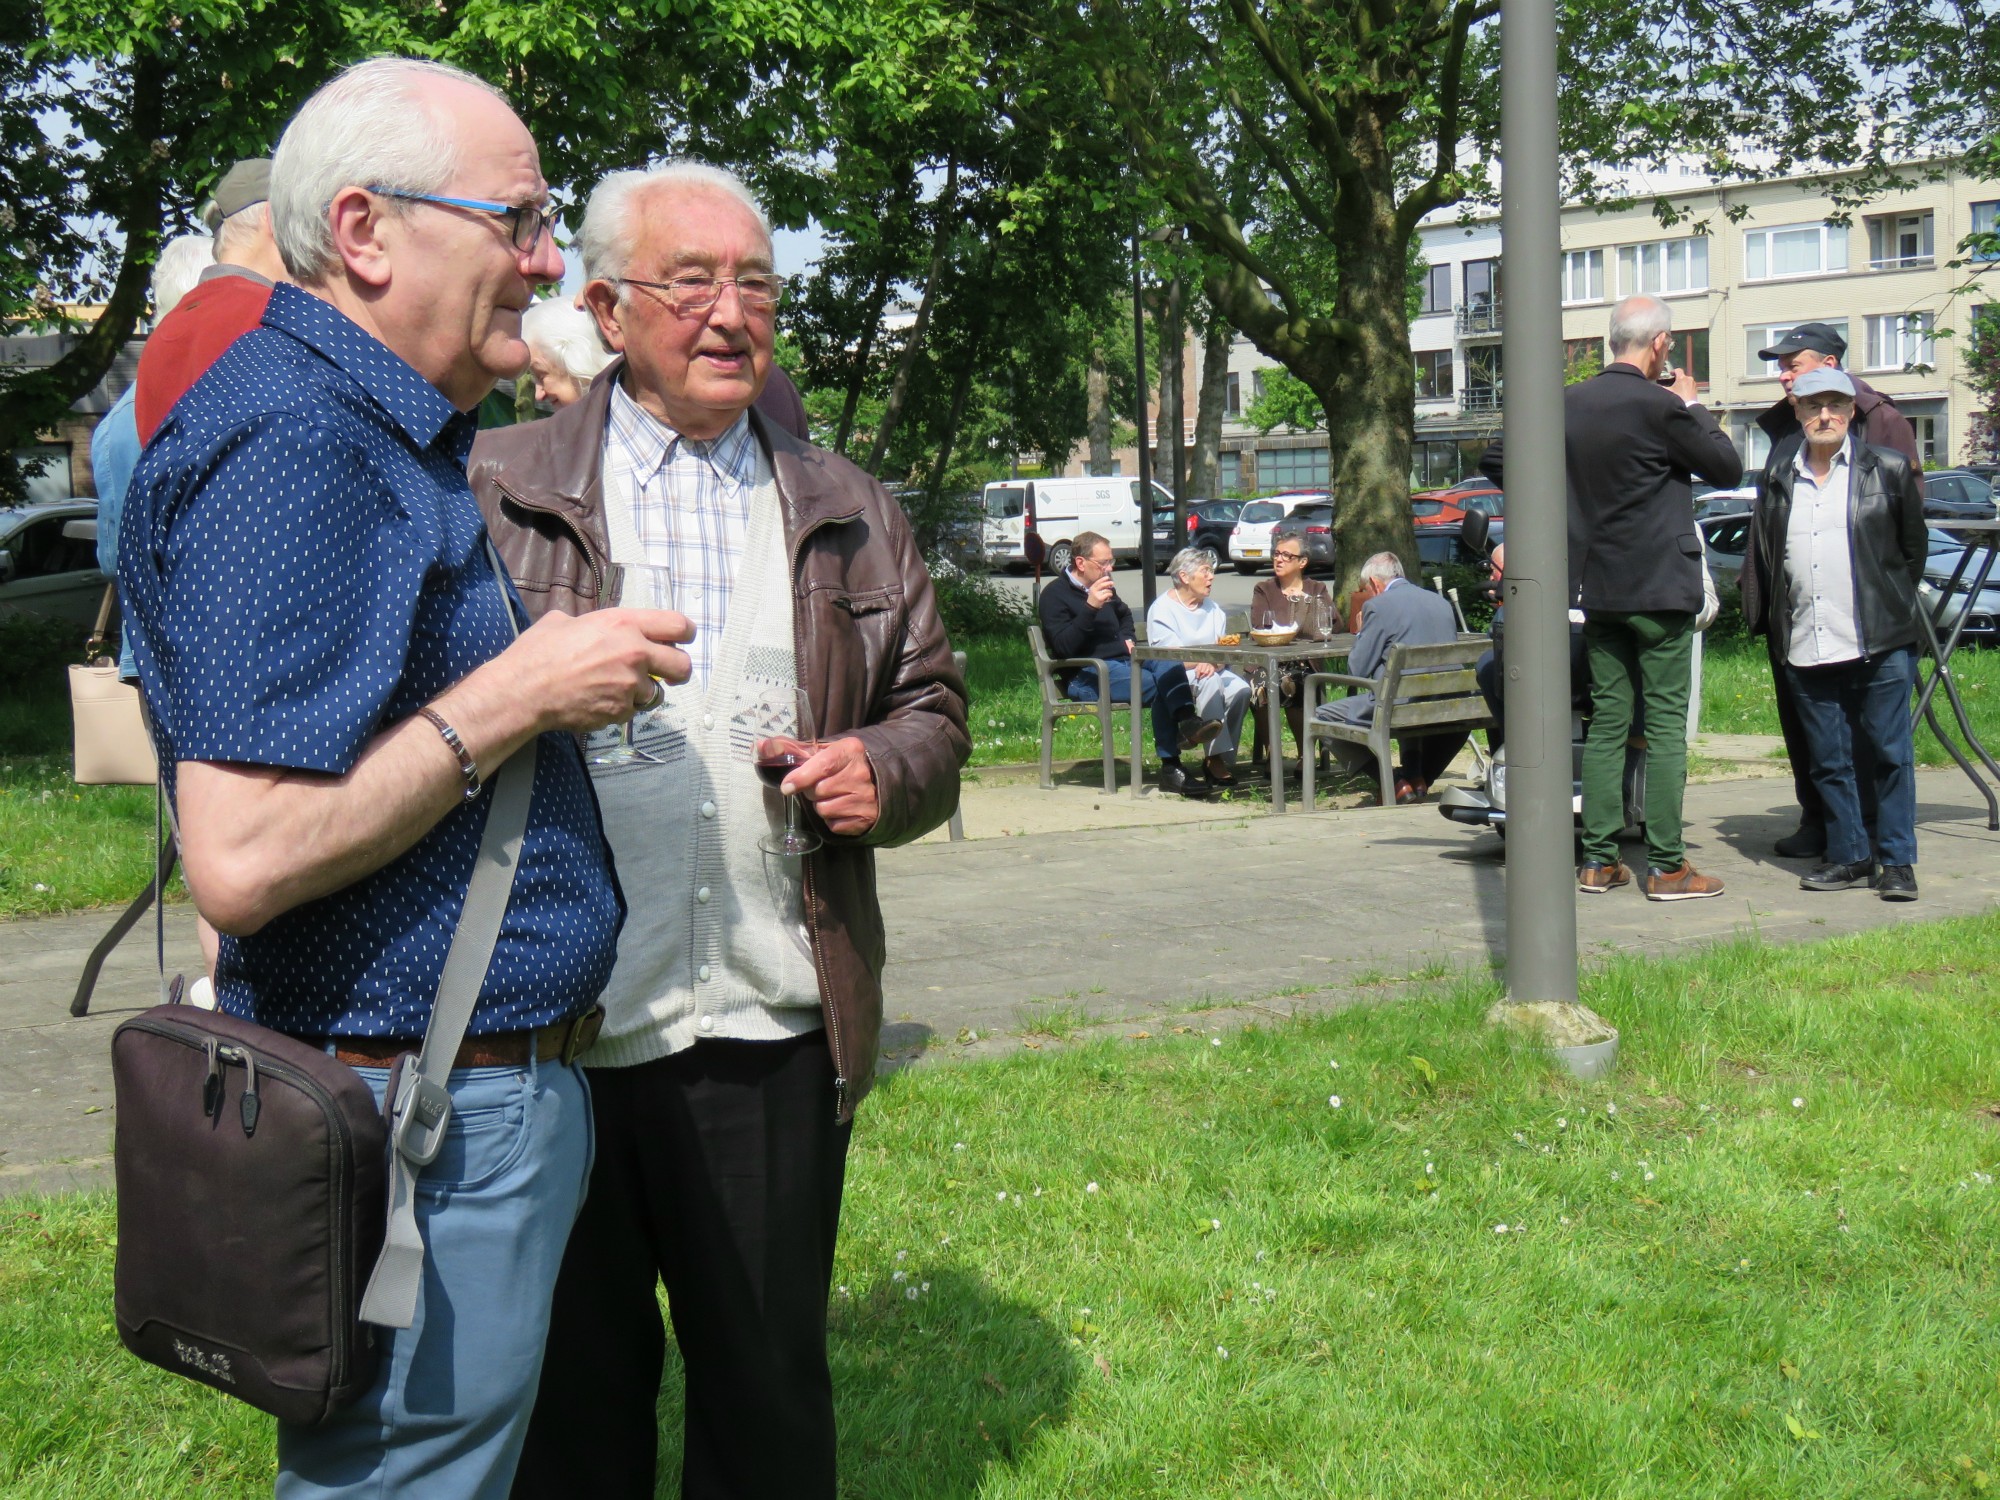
6,916,2000,1497
6,630,1997,917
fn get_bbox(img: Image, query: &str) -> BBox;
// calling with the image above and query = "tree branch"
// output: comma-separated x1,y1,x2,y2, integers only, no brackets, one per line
1224,87,1343,241
1396,0,1482,237
1222,0,1364,189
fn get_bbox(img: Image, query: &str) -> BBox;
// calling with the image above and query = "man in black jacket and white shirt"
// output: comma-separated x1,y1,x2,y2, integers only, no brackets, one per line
1037,530,1213,794
1749,366,1926,901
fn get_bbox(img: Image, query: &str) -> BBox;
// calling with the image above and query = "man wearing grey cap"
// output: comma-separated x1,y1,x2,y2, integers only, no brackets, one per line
1742,320,1920,859
1749,366,1927,901
133,157,288,441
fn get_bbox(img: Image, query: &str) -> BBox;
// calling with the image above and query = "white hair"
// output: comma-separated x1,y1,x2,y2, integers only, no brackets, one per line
213,202,270,264
1169,545,1218,583
1360,551,1405,586
522,298,612,384
1608,294,1671,357
151,233,215,321
270,56,511,282
577,162,772,291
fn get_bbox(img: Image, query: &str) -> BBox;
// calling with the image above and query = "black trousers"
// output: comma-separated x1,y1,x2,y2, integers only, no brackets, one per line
512,1032,852,1500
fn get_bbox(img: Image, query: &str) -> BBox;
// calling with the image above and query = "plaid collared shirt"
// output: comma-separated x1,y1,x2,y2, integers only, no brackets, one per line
603,382,760,688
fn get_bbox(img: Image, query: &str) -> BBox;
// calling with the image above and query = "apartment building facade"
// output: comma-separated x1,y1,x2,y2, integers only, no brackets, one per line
1071,162,1998,493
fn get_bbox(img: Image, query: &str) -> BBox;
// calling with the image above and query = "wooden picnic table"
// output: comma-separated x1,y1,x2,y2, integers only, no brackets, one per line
1130,634,1357,815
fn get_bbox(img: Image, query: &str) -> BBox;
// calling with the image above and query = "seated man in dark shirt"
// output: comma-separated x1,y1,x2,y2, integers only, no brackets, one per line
1037,529,1214,795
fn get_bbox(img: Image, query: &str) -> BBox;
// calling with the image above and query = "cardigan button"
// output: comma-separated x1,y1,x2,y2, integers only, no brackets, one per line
697,886,711,903
697,964,712,982
700,800,716,819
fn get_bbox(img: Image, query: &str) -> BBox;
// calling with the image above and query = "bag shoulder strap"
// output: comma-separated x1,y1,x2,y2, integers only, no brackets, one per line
360,538,537,1329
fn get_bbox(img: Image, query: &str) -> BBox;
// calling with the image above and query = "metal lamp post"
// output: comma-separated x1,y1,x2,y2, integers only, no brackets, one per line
1499,0,1580,1005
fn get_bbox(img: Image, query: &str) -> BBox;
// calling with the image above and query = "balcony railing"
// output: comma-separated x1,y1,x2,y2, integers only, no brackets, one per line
1456,297,1503,336
1867,255,1935,272
1460,386,1503,416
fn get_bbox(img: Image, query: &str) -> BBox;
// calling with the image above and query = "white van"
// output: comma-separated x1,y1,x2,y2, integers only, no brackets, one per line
981,477,1175,573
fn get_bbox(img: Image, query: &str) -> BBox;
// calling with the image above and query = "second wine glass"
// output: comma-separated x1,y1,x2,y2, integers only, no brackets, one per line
751,685,822,856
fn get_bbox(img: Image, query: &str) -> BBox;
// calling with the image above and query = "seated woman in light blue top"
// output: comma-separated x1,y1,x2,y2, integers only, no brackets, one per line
1145,546,1252,783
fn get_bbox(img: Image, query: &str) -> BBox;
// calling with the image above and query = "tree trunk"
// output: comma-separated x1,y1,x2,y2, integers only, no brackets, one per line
864,156,958,476
833,257,897,458
922,359,977,505
0,52,167,500
1151,274,1185,518
1187,310,1229,500
1085,346,1114,473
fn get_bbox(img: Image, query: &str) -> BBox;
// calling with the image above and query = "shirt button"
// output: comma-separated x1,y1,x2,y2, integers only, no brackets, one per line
697,964,712,982
699,1014,715,1031
697,886,711,903
700,800,716,819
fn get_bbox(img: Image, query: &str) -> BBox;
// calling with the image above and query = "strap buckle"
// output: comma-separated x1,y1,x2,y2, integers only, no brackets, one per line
385,1060,454,1168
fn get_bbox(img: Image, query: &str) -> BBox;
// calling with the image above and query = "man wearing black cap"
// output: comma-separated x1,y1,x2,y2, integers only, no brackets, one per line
1742,321,1919,859
1753,321,1920,463
134,157,288,442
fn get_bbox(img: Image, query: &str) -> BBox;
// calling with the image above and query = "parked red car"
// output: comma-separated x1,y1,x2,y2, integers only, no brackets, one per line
1411,480,1503,529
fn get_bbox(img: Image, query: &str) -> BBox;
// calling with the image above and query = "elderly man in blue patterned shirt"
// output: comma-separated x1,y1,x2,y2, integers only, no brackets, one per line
118,57,695,1499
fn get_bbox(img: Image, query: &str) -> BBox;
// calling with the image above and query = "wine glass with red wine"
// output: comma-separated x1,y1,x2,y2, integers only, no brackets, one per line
753,687,823,856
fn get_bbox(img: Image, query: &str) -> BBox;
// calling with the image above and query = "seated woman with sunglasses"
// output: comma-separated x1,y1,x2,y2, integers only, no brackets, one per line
1248,539,1335,758
1145,547,1251,786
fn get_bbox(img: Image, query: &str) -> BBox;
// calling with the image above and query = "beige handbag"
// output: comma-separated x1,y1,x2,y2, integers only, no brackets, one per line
70,585,158,786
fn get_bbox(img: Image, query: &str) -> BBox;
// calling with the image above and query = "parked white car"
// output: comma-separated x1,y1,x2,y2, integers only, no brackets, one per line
1227,492,1327,575
980,476,1175,573
0,500,106,630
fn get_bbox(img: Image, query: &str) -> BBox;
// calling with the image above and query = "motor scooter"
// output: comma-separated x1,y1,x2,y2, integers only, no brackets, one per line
1434,508,1649,840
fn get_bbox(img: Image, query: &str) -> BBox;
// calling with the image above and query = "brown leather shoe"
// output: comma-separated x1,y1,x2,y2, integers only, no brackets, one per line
1577,861,1632,894
1644,861,1725,902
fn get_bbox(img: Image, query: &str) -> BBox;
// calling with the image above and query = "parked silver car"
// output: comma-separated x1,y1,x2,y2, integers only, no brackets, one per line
1919,525,2000,645
0,501,106,630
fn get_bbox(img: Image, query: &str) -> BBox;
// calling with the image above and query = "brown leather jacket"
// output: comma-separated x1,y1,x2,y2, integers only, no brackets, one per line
467,362,969,1119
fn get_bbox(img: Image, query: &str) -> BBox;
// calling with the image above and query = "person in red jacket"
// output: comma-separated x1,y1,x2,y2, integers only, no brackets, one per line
133,158,287,442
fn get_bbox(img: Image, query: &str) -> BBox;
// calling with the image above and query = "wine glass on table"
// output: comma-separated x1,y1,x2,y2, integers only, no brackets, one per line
753,686,824,856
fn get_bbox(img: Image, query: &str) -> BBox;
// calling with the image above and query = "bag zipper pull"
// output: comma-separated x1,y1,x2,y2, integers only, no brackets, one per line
236,1050,261,1136
202,1038,223,1119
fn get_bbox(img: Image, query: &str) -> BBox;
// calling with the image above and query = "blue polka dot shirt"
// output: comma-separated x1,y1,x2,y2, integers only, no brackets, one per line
119,283,624,1039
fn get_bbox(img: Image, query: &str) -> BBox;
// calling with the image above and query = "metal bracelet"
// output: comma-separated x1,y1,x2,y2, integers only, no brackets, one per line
418,707,483,803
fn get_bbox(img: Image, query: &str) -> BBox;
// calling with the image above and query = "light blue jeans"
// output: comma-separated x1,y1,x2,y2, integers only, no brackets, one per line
276,1054,593,1500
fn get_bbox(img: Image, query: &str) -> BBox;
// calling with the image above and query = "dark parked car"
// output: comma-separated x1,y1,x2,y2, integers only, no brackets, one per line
1151,498,1245,567
1414,517,1504,570
1269,502,1335,573
1922,469,1997,523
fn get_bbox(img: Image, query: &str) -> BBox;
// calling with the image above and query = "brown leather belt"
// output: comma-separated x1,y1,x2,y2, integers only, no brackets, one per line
324,1006,604,1070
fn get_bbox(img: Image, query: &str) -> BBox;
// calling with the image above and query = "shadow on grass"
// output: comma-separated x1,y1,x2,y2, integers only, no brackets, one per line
650,1267,1076,1499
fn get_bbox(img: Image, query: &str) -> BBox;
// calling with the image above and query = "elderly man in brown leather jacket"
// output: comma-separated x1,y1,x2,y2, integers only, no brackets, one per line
469,162,967,1500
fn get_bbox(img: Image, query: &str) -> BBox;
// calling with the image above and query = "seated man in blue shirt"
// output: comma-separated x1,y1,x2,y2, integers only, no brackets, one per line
1313,551,1469,802
119,56,694,1498
1035,529,1215,795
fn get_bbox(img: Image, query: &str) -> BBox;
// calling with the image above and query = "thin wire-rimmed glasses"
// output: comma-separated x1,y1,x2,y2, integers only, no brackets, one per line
368,187,550,252
616,275,788,314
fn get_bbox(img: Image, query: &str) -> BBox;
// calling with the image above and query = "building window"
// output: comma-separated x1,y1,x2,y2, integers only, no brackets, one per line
1463,258,1501,309
1251,370,1268,401
14,444,73,505
1224,371,1241,417
1864,312,1936,371
1218,451,1243,494
1972,202,1999,261
1666,328,1710,385
1418,263,1452,315
1257,446,1329,491
1562,338,1602,383
1865,211,1934,270
1561,249,1604,305
1084,460,1122,476
1743,222,1848,281
1413,349,1453,401
1743,320,1850,378
1410,440,1461,489
1910,416,1944,467
1464,345,1503,412
1617,236,1709,296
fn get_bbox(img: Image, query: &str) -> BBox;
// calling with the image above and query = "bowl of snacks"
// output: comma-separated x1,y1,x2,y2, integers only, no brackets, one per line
1216,633,1241,646
1247,624,1299,648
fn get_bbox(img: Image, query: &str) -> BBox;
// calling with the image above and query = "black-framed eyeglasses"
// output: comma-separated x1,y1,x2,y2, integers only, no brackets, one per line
616,274,787,314
1275,549,1306,561
369,187,549,253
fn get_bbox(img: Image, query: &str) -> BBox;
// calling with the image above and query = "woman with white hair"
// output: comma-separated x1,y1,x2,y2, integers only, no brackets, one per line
1146,546,1252,784
521,298,611,409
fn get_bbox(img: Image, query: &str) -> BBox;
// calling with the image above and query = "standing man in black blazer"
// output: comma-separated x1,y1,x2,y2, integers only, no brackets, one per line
1488,293,1743,899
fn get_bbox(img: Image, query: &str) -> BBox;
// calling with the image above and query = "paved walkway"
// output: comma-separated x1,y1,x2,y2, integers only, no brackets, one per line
5,765,1995,1198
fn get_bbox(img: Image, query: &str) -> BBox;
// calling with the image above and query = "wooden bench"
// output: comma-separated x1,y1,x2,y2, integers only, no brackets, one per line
1299,635,1494,809
1027,625,1119,793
